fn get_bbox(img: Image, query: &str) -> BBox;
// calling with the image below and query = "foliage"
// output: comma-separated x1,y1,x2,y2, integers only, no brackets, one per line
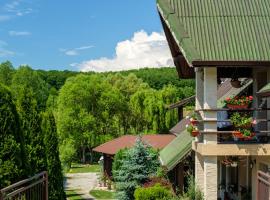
114,137,160,200
89,189,116,199
142,176,172,189
230,112,253,128
134,184,173,200
224,96,253,106
16,87,47,175
112,148,128,178
0,61,14,86
0,84,28,188
0,62,195,192
42,111,65,200
179,175,203,200
11,66,49,111
230,113,254,137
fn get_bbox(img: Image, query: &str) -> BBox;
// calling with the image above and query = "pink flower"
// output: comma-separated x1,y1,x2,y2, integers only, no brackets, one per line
252,119,257,125
249,96,253,100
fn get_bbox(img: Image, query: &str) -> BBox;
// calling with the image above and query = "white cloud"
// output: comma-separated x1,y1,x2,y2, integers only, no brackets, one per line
0,40,15,57
60,45,94,56
9,30,31,36
74,30,173,72
4,0,33,17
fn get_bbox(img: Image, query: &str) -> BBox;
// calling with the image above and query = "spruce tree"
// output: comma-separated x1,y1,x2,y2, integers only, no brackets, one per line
0,84,27,188
114,137,160,200
42,111,65,200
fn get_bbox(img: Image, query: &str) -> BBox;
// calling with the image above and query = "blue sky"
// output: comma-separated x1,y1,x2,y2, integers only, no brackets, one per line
0,0,173,71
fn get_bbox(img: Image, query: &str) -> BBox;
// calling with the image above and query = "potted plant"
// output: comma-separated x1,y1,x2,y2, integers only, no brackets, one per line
232,129,255,140
186,114,199,126
186,124,200,137
224,96,253,109
230,113,253,129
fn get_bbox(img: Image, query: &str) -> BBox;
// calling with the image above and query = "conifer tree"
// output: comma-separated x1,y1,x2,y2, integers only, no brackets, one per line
0,84,27,188
114,137,160,200
42,111,65,200
16,87,47,174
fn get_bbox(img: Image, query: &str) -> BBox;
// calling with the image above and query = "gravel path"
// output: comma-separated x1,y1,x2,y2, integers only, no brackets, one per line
65,173,98,200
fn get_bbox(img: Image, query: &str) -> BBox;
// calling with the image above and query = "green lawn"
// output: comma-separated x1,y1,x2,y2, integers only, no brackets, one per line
66,190,85,200
89,189,116,199
68,163,101,173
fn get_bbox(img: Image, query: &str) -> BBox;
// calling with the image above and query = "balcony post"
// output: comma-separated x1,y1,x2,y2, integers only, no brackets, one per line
203,67,218,200
195,67,204,192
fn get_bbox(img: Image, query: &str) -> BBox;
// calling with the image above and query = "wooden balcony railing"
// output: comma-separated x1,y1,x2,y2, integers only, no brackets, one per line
0,171,48,200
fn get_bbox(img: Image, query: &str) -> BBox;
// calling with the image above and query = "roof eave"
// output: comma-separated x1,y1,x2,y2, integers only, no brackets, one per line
192,60,270,67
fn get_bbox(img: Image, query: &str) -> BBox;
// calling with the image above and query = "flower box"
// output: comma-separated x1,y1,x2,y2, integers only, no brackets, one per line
232,131,244,139
232,131,255,140
227,104,249,109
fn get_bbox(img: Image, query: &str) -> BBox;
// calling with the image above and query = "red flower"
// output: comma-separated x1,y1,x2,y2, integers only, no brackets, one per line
249,96,253,100
226,97,231,101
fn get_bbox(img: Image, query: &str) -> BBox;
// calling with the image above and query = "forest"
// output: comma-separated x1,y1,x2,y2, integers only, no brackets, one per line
0,61,194,198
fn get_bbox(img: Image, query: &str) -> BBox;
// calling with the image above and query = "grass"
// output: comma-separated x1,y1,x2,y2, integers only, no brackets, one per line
89,189,116,199
68,163,101,173
66,190,85,200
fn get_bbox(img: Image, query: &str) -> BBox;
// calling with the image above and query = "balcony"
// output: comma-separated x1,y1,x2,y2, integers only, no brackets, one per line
192,107,270,156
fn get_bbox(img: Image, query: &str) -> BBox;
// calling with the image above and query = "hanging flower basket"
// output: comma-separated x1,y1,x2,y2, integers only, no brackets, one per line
190,118,198,126
191,130,200,137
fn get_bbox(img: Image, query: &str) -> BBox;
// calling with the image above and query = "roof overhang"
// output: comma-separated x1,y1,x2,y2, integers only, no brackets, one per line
157,0,270,78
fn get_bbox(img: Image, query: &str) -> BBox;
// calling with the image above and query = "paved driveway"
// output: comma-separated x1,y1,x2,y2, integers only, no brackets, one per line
65,173,98,200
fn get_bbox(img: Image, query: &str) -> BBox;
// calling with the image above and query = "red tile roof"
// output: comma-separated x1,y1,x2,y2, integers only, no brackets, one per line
93,134,176,155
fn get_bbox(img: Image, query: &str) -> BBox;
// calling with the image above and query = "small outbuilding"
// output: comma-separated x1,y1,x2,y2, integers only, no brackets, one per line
93,134,176,178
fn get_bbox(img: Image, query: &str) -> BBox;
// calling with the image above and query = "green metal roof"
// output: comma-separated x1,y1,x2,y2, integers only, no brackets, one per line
159,130,192,171
257,82,270,97
157,0,270,66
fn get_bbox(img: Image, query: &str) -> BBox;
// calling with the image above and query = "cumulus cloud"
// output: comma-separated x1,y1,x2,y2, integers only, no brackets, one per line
74,30,173,72
0,40,15,57
60,45,94,56
9,30,31,36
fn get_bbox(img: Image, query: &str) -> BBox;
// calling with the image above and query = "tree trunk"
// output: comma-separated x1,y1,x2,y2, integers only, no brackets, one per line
82,146,86,164
89,148,93,164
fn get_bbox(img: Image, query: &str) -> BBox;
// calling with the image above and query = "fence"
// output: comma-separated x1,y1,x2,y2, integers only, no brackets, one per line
0,171,48,200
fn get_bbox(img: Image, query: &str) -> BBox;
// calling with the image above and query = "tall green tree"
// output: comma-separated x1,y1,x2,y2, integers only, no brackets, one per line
0,61,14,86
11,66,49,111
42,111,65,200
16,87,47,174
0,84,27,188
58,74,124,165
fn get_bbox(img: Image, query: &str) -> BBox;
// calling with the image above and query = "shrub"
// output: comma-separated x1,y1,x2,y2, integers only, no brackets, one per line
180,175,203,200
114,137,160,200
134,184,173,200
143,177,172,189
